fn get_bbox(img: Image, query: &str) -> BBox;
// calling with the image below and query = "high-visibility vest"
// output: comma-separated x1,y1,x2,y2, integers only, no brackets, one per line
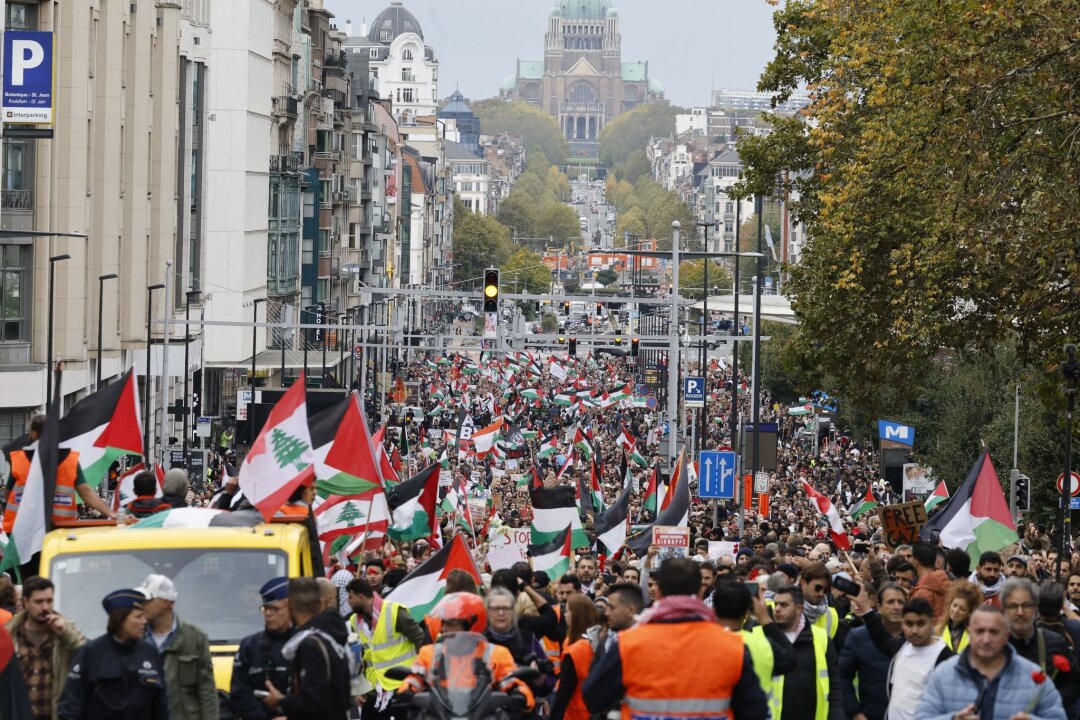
942,625,969,653
272,502,310,521
774,625,829,720
619,621,743,720
814,607,840,639
351,601,419,691
742,626,779,720
2,449,79,533
542,605,563,675
561,638,595,720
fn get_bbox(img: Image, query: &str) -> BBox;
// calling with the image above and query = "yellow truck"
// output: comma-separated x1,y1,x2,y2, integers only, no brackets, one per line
39,520,317,695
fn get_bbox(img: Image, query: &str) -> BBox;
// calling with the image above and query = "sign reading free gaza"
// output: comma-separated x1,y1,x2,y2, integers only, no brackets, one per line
3,31,54,125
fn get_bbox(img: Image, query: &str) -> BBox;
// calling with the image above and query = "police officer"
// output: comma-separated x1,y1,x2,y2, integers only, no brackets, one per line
57,588,168,720
230,577,295,720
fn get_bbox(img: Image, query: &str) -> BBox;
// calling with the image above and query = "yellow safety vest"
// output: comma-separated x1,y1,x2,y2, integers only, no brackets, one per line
774,625,829,720
814,607,839,640
351,601,418,690
942,625,969,653
742,626,779,720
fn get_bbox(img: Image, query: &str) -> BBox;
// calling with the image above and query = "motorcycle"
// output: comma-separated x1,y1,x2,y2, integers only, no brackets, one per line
387,632,539,720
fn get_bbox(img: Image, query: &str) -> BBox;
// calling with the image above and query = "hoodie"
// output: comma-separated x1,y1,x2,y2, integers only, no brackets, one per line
911,569,951,621
277,612,352,720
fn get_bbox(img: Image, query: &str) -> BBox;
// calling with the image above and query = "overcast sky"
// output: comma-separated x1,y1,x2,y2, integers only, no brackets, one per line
321,0,779,107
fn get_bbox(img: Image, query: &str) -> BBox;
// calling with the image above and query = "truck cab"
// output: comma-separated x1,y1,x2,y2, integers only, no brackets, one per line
39,520,315,696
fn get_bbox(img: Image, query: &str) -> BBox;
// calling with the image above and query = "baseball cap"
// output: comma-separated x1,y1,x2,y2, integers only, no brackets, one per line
136,574,179,601
1007,555,1028,567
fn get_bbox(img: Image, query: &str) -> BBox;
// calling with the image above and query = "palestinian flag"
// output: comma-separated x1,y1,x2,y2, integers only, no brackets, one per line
627,451,690,555
529,484,588,548
851,486,878,519
372,426,400,484
615,425,634,451
520,388,540,401
111,462,164,510
660,453,683,512
573,428,594,461
1,366,61,577
314,490,390,542
924,480,950,512
554,394,573,406
627,442,648,468
386,464,441,542
595,478,634,556
555,450,575,485
801,479,851,551
920,451,1017,564
530,458,545,489
239,377,315,521
536,434,559,458
589,458,605,513
132,508,265,529
469,418,503,457
528,526,572,578
384,534,482,620
58,368,143,489
642,465,658,516
309,392,382,498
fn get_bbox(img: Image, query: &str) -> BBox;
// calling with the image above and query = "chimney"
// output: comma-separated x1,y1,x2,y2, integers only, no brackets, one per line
346,19,353,36
360,17,368,36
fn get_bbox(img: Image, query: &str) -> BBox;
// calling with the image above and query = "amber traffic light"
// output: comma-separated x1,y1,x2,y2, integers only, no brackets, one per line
483,268,500,313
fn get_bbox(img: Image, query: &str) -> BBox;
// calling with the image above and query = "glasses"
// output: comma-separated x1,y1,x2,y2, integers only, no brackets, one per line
1004,602,1035,612
489,606,514,613
260,603,287,614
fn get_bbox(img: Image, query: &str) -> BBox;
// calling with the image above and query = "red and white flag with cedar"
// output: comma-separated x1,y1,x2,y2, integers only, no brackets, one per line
239,377,316,520
801,479,851,550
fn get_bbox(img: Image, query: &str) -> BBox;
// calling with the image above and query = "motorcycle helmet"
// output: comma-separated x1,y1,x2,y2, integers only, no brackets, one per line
427,592,487,636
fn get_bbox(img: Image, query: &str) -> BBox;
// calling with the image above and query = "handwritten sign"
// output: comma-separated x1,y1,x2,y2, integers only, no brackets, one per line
487,528,530,570
708,541,740,560
876,501,929,549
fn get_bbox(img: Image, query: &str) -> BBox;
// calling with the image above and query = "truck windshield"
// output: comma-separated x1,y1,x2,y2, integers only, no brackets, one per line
50,549,288,644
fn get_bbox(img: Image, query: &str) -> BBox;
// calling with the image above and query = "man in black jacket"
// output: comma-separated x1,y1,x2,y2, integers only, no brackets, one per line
262,578,351,720
1002,577,1080,709
230,577,294,720
773,586,843,720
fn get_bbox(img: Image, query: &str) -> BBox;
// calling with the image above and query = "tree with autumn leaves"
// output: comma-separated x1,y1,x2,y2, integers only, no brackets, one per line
736,0,1080,414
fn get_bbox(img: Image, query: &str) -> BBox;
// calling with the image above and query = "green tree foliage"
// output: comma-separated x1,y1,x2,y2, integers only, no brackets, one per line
545,166,571,202
452,198,512,286
595,269,619,287
678,260,733,301
611,150,652,184
615,207,647,247
535,201,581,248
736,0,1080,414
736,199,783,281
496,192,538,240
502,247,553,294
738,321,804,405
598,102,684,167
473,99,570,166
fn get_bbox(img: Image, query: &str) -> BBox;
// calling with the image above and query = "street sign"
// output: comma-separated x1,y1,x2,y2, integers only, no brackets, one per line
236,390,253,421
2,31,54,124
1057,471,1080,497
195,416,212,439
662,421,670,435
1061,497,1080,510
646,397,658,410
353,344,363,360
754,471,770,494
699,450,736,499
878,419,915,448
684,377,705,408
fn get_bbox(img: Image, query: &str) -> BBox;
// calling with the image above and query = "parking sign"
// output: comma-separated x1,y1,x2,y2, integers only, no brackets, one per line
684,377,705,408
3,31,54,124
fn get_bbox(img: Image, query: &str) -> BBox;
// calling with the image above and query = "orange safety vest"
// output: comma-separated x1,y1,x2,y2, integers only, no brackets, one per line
618,621,744,720
272,502,311,521
2,449,79,533
542,605,563,675
561,638,595,720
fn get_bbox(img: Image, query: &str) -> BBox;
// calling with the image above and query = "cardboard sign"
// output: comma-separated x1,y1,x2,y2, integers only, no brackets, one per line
653,526,690,561
487,528,530,570
708,541,740,560
876,501,929,548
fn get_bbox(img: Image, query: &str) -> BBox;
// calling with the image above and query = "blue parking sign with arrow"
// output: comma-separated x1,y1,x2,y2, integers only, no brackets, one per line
699,450,736,499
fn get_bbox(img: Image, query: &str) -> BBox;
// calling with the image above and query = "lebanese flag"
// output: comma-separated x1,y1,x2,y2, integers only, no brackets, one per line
801,479,851,551
239,377,316,521
314,489,390,542
59,368,144,488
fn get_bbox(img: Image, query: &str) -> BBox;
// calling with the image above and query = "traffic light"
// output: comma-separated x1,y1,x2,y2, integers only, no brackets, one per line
631,337,640,357
483,268,500,313
568,337,577,356
1016,474,1031,512
614,332,622,347
557,336,566,345
596,302,603,316
563,301,571,315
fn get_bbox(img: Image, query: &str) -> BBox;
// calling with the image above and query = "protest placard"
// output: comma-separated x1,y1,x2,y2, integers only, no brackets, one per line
876,501,929,548
708,541,740,560
653,526,690,561
486,528,530,570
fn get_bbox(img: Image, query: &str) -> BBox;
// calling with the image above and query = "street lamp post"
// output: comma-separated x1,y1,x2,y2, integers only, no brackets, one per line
751,196,765,499
96,273,118,389
251,297,268,405
47,254,71,404
182,290,203,463
695,221,716,454
145,283,166,463
1060,345,1080,581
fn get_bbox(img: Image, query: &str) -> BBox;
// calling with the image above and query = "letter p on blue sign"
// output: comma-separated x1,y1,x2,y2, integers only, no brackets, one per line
3,31,54,125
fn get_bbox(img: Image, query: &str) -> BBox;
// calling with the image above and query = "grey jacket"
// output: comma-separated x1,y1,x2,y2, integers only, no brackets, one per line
916,644,1067,720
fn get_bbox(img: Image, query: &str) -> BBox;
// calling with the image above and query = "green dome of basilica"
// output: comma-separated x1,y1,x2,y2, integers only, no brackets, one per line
555,0,615,20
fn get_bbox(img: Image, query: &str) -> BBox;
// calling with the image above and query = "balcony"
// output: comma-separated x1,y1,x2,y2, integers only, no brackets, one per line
273,95,298,119
1,189,32,210
269,153,302,173
559,101,606,114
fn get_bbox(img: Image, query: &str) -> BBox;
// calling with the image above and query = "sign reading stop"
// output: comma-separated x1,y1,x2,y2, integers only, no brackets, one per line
1057,471,1080,497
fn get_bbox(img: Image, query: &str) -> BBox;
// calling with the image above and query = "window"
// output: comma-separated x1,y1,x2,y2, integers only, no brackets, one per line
380,30,392,42
401,68,414,82
0,410,30,453
0,245,28,342
369,48,378,59
724,221,734,233
402,48,413,61
725,201,734,213
5,2,35,29
569,82,596,104
401,88,414,103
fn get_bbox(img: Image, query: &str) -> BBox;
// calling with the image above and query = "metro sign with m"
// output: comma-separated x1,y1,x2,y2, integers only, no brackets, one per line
878,419,915,448
2,31,54,125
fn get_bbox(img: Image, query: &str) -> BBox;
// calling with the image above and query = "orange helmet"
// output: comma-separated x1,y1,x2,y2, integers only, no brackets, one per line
428,592,487,635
